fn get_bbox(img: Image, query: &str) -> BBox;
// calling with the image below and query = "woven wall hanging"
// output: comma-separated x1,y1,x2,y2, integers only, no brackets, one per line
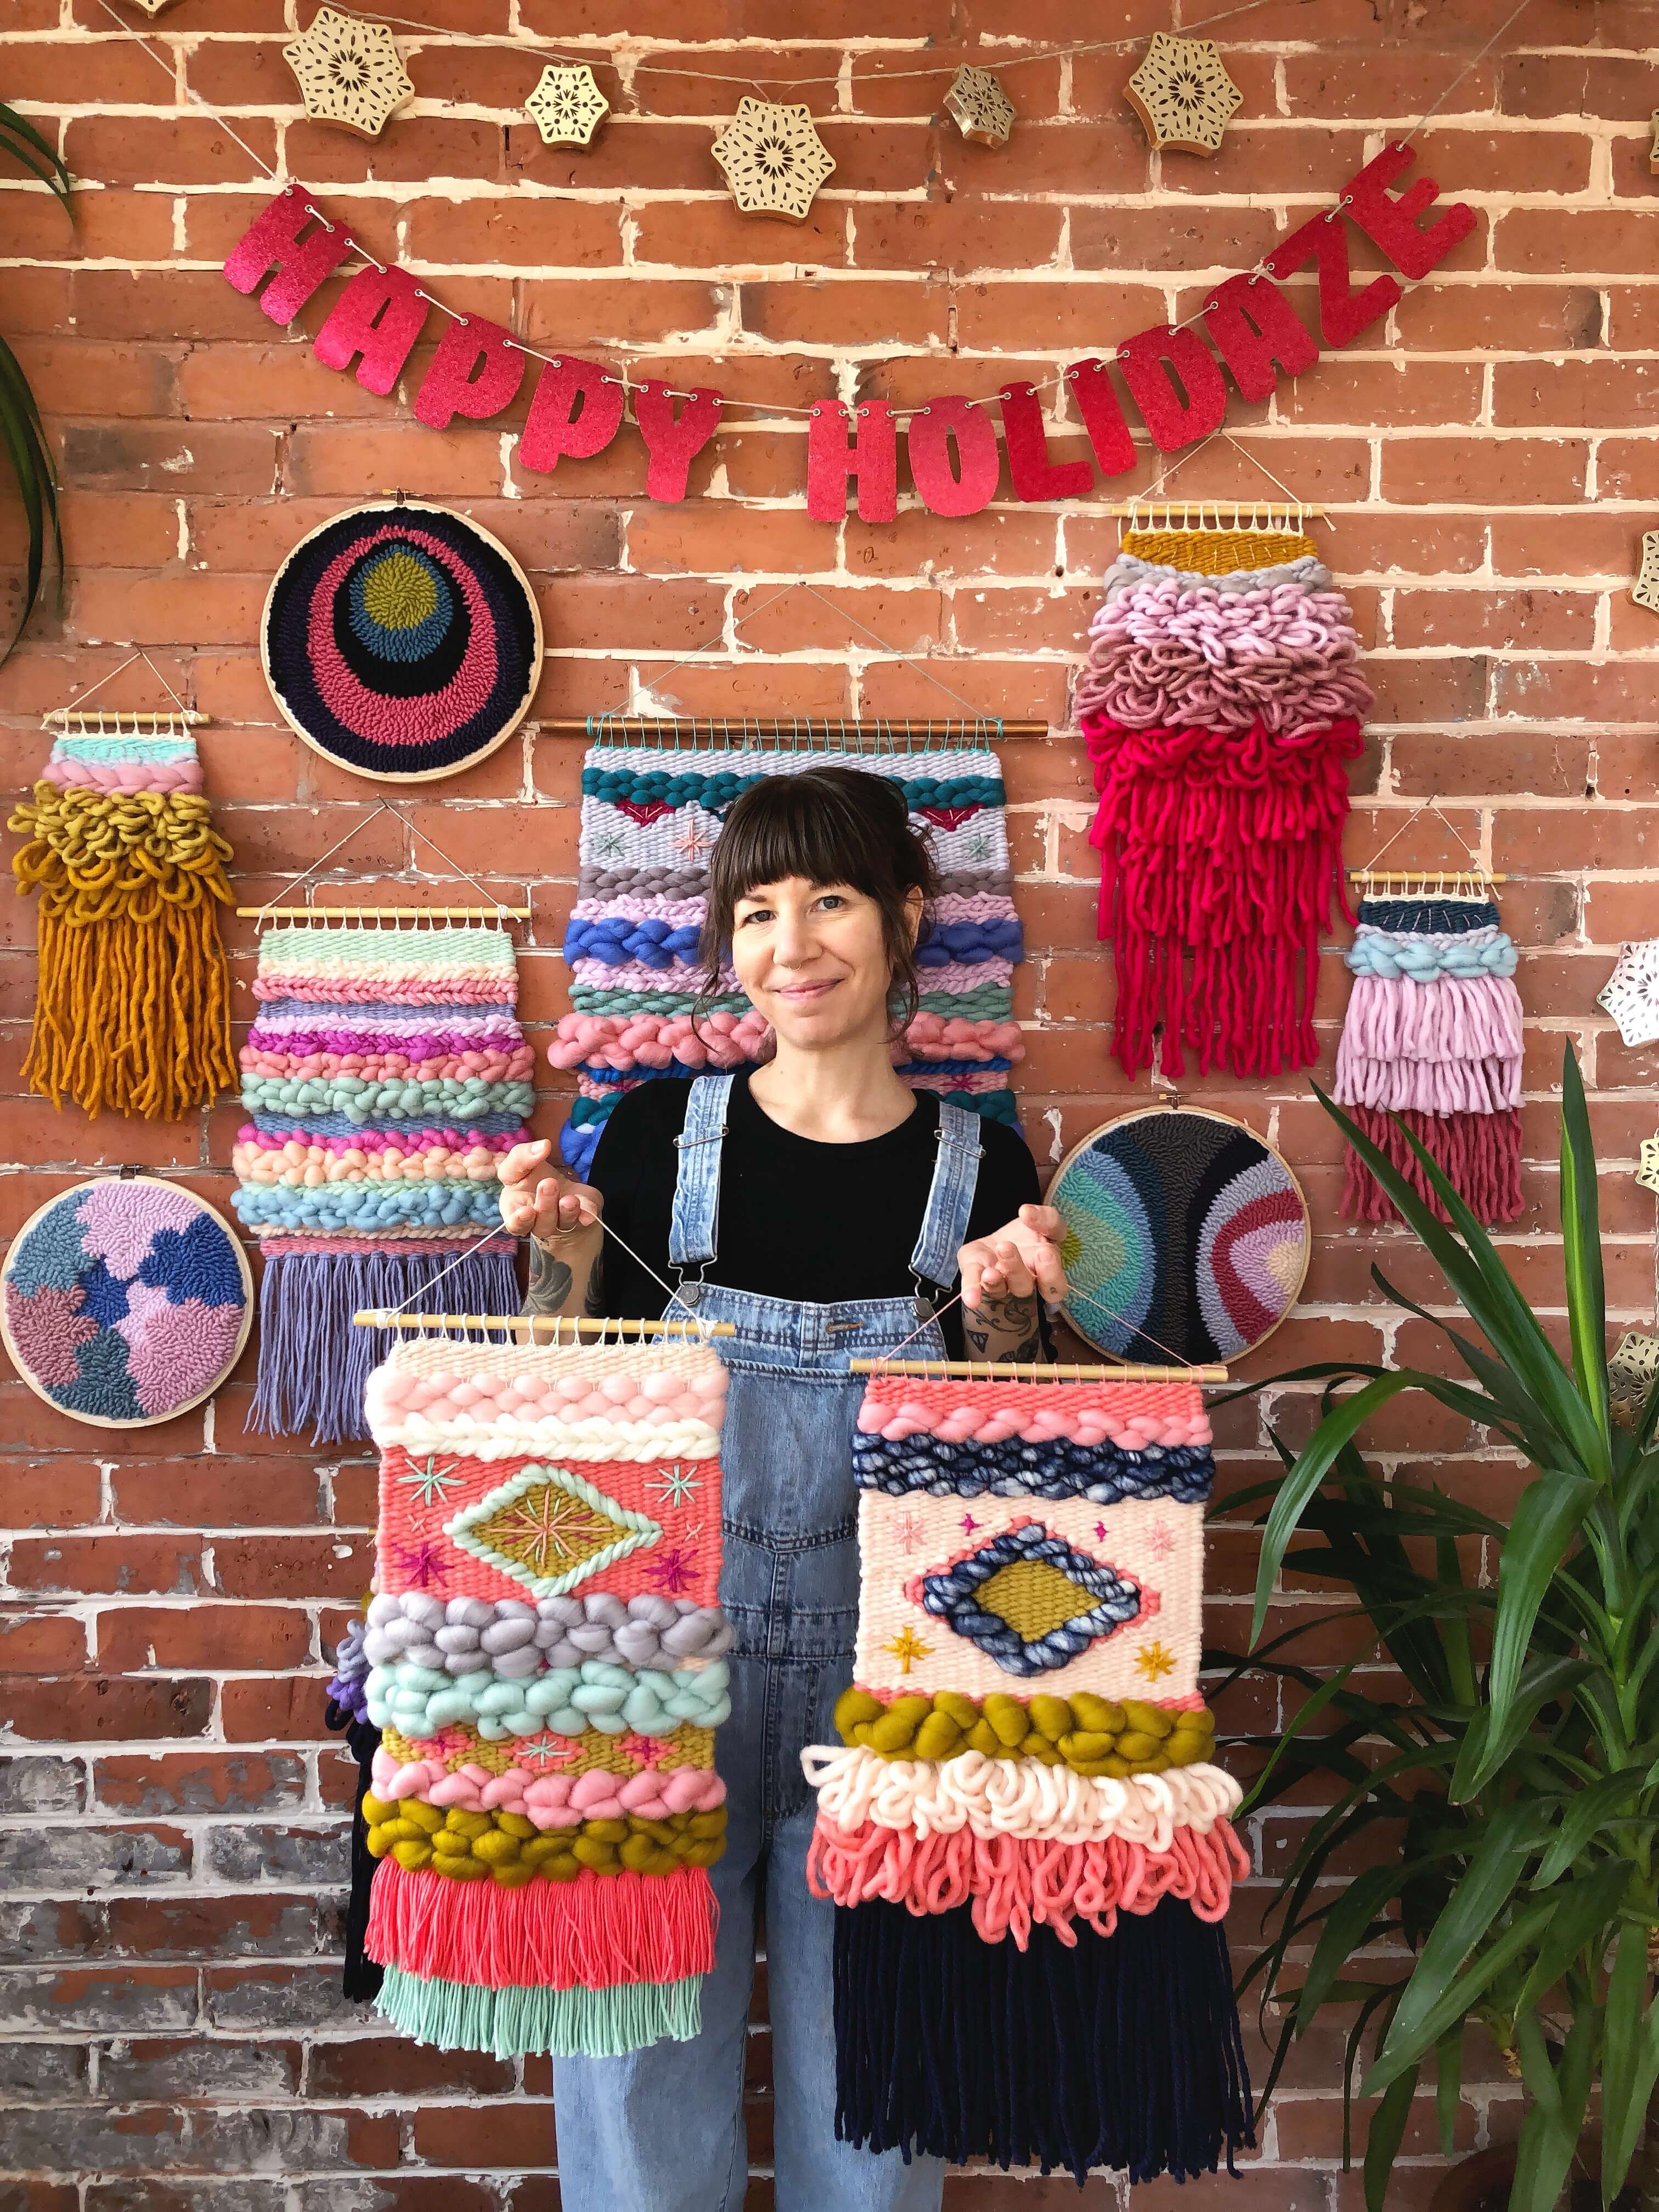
2,1176,251,1428
10,666,235,1119
1048,1103,1309,1364
552,730,1024,1178
359,1330,732,2058
1075,504,1370,1079
803,1370,1250,2183
1336,868,1523,1224
232,915,532,1441
262,499,543,782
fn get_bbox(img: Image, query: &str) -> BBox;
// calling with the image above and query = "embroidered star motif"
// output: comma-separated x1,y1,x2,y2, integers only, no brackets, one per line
962,832,992,862
516,1731,577,1769
618,1731,666,1770
1135,1641,1176,1684
674,821,713,861
644,1539,701,1596
594,830,625,860
882,1626,933,1675
389,1538,447,1592
1093,1521,1109,1542
398,1455,462,1509
1146,1521,1176,1559
648,1463,701,1509
960,1512,981,1536
890,1509,926,1554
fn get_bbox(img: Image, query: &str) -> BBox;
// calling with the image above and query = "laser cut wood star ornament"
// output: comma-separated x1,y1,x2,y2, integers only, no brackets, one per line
525,63,610,149
710,98,836,223
1633,528,1659,617
284,8,414,140
1124,33,1243,156
945,65,1015,148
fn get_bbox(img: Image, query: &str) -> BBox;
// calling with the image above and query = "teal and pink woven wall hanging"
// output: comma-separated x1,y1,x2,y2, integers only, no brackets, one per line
2,1176,251,1429
357,1333,731,2058
231,917,532,1441
803,1370,1250,2185
551,736,1024,1177
261,499,542,783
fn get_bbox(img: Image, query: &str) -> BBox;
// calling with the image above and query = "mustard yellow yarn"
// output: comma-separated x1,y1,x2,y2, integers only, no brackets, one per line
834,1685,1216,1778
362,1793,728,1885
1121,528,1318,573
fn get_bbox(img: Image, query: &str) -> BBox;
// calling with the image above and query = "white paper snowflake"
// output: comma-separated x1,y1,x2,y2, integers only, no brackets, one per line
1633,529,1659,617
284,8,414,139
1598,939,1659,1047
944,65,1015,148
710,98,836,223
525,63,610,149
1124,33,1243,156
1609,1330,1659,1427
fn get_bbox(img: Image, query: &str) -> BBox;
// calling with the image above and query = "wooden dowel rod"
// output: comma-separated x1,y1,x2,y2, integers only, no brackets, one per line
1348,872,1506,885
540,718,1049,738
848,1357,1228,1383
236,905,532,919
45,708,208,728
1109,503,1328,520
351,1310,735,1338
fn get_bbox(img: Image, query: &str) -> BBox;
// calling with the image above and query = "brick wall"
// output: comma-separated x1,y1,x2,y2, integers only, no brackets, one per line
1,1,1651,2203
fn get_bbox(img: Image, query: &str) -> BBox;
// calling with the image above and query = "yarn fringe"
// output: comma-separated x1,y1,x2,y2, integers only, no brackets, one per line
1341,1106,1524,1226
807,1814,1246,1944
374,1961,703,2059
10,779,235,1119
365,1857,718,1994
833,1893,1253,2185
1339,972,1522,1062
249,1245,520,1443
1082,714,1362,1079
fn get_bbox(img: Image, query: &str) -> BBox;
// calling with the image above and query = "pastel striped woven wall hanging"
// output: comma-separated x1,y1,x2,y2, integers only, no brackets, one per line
9,689,235,1119
231,916,532,1442
1048,1104,1309,1365
1335,882,1523,1223
1,1177,252,1429
803,1372,1252,2185
551,732,1024,1177
261,499,543,783
1075,514,1370,1079
358,1333,732,2059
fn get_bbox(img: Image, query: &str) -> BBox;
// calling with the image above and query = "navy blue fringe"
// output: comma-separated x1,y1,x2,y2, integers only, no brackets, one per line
833,1894,1254,2187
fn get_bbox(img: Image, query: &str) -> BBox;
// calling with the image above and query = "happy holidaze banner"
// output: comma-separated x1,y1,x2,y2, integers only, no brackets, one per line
222,144,1472,522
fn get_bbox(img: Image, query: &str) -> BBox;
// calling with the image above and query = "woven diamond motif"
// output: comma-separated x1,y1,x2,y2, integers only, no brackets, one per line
445,1463,662,1599
908,1517,1144,1679
1598,940,1659,1047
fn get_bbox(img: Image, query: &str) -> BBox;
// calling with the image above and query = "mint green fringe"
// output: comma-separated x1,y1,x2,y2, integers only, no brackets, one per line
374,1965,704,2059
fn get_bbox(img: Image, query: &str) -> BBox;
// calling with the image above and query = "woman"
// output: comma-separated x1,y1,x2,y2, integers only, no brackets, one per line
499,765,1064,2212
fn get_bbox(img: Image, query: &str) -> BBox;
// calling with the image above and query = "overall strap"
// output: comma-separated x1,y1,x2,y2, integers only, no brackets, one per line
908,1101,984,1297
667,1071,735,1275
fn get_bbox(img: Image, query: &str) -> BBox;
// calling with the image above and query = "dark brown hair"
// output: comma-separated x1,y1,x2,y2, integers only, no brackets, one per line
695,765,940,1034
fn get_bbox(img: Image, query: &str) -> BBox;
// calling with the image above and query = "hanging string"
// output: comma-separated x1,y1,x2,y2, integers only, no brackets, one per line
250,797,524,926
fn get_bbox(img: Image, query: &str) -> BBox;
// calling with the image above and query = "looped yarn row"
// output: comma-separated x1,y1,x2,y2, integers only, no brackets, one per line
804,1745,1240,1848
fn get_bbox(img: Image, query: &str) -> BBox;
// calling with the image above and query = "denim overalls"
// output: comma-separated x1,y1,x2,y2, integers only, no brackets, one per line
551,1072,983,2212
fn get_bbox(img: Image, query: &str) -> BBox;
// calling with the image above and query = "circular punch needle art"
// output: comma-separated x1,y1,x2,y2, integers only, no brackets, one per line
262,500,543,782
2,1178,252,1429
1050,1105,1310,1365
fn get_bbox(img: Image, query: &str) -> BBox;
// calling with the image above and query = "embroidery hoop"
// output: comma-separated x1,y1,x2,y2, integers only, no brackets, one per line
1,1177,253,1431
260,496,543,785
1049,1101,1311,1365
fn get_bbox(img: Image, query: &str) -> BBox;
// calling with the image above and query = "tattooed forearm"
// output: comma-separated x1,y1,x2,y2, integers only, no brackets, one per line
963,1289,1043,1364
524,1237,574,1319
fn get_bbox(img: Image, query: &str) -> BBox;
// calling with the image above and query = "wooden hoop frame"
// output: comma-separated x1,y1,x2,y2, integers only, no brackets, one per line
1048,1101,1311,1367
259,497,544,786
1,1178,254,1431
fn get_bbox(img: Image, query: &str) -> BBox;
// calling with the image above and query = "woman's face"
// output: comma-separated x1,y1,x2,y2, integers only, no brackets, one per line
729,877,918,1050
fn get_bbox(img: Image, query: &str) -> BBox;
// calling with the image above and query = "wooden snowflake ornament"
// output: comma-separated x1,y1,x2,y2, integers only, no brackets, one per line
1124,33,1243,156
1609,1331,1659,1428
122,0,183,13
525,64,610,148
1633,528,1659,617
710,98,836,223
1650,111,1659,174
284,8,414,140
945,65,1015,148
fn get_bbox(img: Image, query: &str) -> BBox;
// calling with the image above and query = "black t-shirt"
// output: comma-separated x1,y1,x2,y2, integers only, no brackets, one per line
586,1074,1040,1359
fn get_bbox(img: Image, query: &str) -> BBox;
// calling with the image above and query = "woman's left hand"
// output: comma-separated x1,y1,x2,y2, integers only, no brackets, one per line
958,1204,1067,1309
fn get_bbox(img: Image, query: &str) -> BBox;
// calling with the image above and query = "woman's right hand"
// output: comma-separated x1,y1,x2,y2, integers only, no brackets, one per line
499,1138,603,1242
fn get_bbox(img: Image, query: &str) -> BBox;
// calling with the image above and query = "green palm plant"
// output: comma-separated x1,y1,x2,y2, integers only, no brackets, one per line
0,100,70,658
1214,1045,1659,2211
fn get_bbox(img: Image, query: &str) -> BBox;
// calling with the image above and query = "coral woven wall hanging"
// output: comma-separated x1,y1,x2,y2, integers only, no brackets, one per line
9,691,235,1120
1048,1104,1309,1364
262,500,543,783
551,734,1024,1178
803,1371,1250,2183
358,1331,731,2058
1076,508,1370,1078
1335,873,1523,1224
231,916,532,1441
2,1177,251,1429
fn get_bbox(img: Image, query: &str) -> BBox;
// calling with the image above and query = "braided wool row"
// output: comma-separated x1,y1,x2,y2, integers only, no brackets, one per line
853,1430,1212,1503
1345,924,1518,981
576,862,1012,904
44,733,206,793
233,1137,512,1188
856,1377,1211,1452
1098,550,1331,602
364,1589,733,1674
369,1747,726,1825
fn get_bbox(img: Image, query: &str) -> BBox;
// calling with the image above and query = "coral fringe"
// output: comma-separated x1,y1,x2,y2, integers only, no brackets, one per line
1081,714,1362,1078
1340,1106,1523,1226
364,1857,718,1992
806,1814,1247,1946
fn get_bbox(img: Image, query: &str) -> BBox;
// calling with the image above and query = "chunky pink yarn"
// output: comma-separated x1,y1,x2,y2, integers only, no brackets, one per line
550,1011,1022,1075
1341,1105,1524,1224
